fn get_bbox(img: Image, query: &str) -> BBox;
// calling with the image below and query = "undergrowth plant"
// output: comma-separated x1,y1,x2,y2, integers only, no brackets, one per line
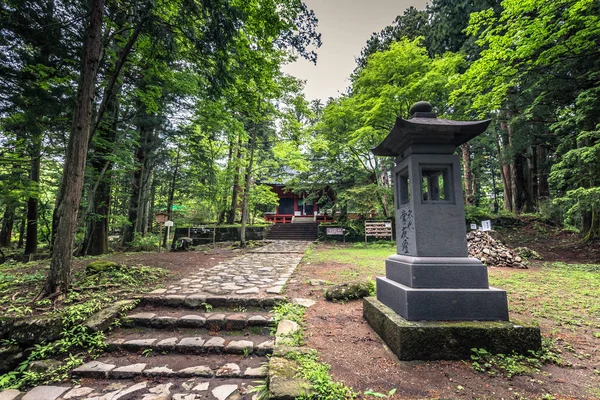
470,337,564,378
286,350,357,400
0,298,137,389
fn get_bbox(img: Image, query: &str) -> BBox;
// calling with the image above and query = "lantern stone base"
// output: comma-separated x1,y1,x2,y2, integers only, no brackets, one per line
376,277,509,321
363,297,541,360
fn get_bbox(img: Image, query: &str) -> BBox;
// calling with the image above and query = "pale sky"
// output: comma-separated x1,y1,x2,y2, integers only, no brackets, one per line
282,0,429,102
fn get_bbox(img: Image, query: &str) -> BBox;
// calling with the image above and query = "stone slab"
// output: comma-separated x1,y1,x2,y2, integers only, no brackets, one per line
247,315,268,326
63,386,94,399
385,255,489,289
176,337,205,351
276,320,299,336
178,365,213,377
72,361,116,378
203,337,225,350
292,298,316,308
22,386,68,400
268,357,311,400
225,340,254,354
111,363,146,378
211,384,238,400
363,296,541,360
0,390,20,400
376,276,509,321
179,315,206,327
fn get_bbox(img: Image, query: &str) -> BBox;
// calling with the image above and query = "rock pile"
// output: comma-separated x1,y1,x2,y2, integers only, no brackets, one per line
467,230,528,269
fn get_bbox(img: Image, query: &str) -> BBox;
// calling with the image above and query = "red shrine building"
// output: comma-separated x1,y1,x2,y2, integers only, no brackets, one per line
263,183,334,224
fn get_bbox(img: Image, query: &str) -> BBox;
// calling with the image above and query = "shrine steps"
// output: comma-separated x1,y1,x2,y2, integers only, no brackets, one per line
266,222,318,241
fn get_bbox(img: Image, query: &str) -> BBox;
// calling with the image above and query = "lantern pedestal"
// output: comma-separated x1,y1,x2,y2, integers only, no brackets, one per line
363,297,541,361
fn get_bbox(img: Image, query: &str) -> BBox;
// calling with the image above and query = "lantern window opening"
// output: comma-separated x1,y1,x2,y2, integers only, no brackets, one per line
396,168,410,207
420,164,453,204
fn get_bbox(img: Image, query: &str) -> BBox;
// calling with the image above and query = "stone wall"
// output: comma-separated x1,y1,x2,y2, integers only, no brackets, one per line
173,226,269,245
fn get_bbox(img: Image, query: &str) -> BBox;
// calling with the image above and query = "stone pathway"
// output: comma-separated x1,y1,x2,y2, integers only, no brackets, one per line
1,240,310,400
160,241,309,296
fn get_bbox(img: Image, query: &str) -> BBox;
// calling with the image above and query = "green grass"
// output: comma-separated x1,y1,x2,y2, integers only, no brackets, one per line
489,262,600,329
305,243,394,279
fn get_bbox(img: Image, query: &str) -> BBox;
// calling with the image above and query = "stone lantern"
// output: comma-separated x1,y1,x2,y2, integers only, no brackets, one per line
363,102,540,360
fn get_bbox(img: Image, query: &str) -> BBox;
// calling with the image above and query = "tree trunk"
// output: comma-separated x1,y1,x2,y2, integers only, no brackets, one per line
537,145,549,199
18,211,26,249
462,142,474,206
82,88,120,256
24,134,42,255
0,204,15,247
499,122,513,212
123,121,158,243
43,0,104,297
227,134,243,224
240,130,256,248
163,149,180,246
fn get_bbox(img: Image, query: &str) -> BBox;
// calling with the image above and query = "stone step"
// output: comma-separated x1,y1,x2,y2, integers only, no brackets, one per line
138,294,286,309
72,353,268,380
105,329,274,356
123,308,275,330
5,377,261,399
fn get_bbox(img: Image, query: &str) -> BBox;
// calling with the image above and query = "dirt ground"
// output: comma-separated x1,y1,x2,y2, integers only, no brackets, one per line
283,226,600,400
70,243,243,285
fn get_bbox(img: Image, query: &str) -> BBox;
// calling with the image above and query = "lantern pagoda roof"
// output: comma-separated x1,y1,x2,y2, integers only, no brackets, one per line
371,102,491,157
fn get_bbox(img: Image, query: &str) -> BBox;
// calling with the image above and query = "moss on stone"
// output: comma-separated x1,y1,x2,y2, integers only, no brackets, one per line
324,281,371,302
85,260,121,274
363,296,542,360
268,357,311,400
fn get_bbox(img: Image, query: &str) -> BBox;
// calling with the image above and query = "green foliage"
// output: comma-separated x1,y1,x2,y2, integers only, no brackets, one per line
470,338,563,378
128,233,159,252
285,350,357,400
0,298,108,389
464,206,507,225
272,302,305,325
364,388,397,398
248,377,270,400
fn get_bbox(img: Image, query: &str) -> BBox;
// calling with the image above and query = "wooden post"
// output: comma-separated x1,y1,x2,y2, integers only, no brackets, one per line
158,224,162,253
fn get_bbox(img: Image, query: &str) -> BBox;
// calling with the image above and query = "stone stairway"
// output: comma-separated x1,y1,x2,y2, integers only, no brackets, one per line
0,241,310,400
266,223,318,241
65,296,277,399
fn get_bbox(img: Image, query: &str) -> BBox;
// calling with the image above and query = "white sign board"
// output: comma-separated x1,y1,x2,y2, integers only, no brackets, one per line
164,220,174,227
470,223,477,230
326,227,345,236
481,220,491,231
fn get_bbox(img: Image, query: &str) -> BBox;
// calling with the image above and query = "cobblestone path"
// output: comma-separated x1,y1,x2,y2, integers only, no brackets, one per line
161,240,309,296
1,241,310,400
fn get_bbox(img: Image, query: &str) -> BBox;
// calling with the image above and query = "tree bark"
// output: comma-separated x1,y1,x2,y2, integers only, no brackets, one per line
227,134,243,224
240,129,256,248
43,0,104,297
163,149,180,247
123,121,157,244
462,142,474,206
499,122,513,212
537,145,549,199
18,211,26,249
82,86,120,256
0,204,15,247
24,134,41,255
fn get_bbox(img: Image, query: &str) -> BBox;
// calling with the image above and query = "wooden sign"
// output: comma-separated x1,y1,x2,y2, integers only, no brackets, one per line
326,227,345,236
365,220,393,242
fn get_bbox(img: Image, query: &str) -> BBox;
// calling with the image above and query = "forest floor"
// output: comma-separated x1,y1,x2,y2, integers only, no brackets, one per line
1,220,599,399
284,220,600,400
0,243,244,318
